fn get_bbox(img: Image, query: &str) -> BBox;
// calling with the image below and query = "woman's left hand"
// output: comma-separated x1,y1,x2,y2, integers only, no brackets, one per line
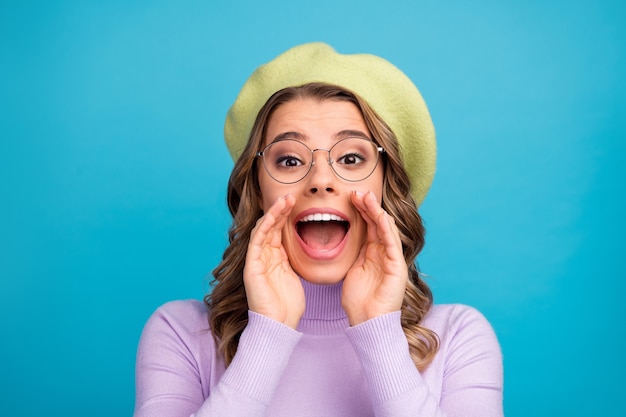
342,191,408,326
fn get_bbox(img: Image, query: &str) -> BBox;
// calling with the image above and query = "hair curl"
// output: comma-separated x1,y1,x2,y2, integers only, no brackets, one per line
205,83,439,370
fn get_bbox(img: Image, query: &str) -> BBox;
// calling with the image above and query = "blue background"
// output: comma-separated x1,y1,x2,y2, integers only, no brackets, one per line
1,0,624,415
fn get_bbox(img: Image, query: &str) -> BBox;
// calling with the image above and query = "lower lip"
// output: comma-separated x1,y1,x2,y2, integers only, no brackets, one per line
295,228,349,260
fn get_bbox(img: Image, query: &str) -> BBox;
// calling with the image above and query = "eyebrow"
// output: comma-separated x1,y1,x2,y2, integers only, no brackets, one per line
269,129,371,144
335,129,371,140
271,131,306,143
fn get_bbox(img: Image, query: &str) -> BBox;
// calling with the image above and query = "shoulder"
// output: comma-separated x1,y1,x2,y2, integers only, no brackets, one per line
424,304,496,336
147,299,208,324
423,304,502,371
135,300,222,408
150,299,209,320
140,299,212,345
423,304,501,356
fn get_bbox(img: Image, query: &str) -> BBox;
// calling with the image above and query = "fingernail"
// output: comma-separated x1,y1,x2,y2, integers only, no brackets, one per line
354,190,364,197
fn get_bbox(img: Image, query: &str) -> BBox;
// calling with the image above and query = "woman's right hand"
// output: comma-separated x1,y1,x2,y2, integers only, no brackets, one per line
243,193,305,329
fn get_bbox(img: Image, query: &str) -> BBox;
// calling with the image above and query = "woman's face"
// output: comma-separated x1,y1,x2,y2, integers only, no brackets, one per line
258,98,384,285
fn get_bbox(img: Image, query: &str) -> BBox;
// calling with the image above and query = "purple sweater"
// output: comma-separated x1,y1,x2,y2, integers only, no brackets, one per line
134,280,503,416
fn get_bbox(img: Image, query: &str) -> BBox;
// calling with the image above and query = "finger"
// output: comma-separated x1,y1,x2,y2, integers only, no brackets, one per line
265,194,295,234
351,191,381,243
350,191,370,220
379,212,403,257
359,192,404,259
250,194,294,249
379,215,407,267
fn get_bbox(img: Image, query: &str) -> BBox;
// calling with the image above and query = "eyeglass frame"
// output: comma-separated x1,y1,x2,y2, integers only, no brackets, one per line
256,137,386,184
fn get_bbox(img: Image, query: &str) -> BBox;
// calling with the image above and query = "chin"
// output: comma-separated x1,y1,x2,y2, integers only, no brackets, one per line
299,274,344,286
292,262,350,285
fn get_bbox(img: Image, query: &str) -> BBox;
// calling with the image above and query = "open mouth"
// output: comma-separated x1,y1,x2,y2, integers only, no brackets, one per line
296,213,350,252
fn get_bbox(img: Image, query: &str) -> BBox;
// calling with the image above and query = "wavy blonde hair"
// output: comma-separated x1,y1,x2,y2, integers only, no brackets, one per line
205,83,439,370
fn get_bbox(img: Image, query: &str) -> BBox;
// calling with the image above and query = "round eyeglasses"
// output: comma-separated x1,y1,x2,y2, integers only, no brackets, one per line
256,137,385,184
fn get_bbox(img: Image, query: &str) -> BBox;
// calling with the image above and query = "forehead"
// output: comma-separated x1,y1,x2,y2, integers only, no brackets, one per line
264,98,369,144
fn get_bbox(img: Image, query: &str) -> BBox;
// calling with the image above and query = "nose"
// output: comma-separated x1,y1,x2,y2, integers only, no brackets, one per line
306,149,336,195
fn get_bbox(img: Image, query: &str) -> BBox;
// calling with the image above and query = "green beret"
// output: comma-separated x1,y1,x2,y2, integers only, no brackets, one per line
224,42,436,205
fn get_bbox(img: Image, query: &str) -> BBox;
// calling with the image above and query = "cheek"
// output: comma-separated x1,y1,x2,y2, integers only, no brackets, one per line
258,169,276,212
258,169,299,212
375,167,385,201
366,166,385,202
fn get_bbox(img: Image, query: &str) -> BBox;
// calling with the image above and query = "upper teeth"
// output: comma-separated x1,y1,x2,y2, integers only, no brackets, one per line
300,213,345,222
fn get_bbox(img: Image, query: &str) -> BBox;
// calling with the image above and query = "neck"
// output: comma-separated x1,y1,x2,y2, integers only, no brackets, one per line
297,279,349,335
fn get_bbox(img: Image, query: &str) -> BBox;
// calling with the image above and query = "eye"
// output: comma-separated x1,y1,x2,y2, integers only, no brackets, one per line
275,155,305,168
337,152,366,166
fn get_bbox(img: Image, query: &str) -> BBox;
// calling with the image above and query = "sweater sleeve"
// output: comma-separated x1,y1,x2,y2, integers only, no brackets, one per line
345,307,503,417
134,302,302,417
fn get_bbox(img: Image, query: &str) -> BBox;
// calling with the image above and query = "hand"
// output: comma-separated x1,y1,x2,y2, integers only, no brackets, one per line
342,191,408,326
243,193,305,329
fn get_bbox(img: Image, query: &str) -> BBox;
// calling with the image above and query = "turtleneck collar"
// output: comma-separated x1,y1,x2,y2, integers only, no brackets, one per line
297,279,350,335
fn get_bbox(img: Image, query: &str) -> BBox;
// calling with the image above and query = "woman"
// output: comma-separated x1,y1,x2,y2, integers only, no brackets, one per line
134,43,503,417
